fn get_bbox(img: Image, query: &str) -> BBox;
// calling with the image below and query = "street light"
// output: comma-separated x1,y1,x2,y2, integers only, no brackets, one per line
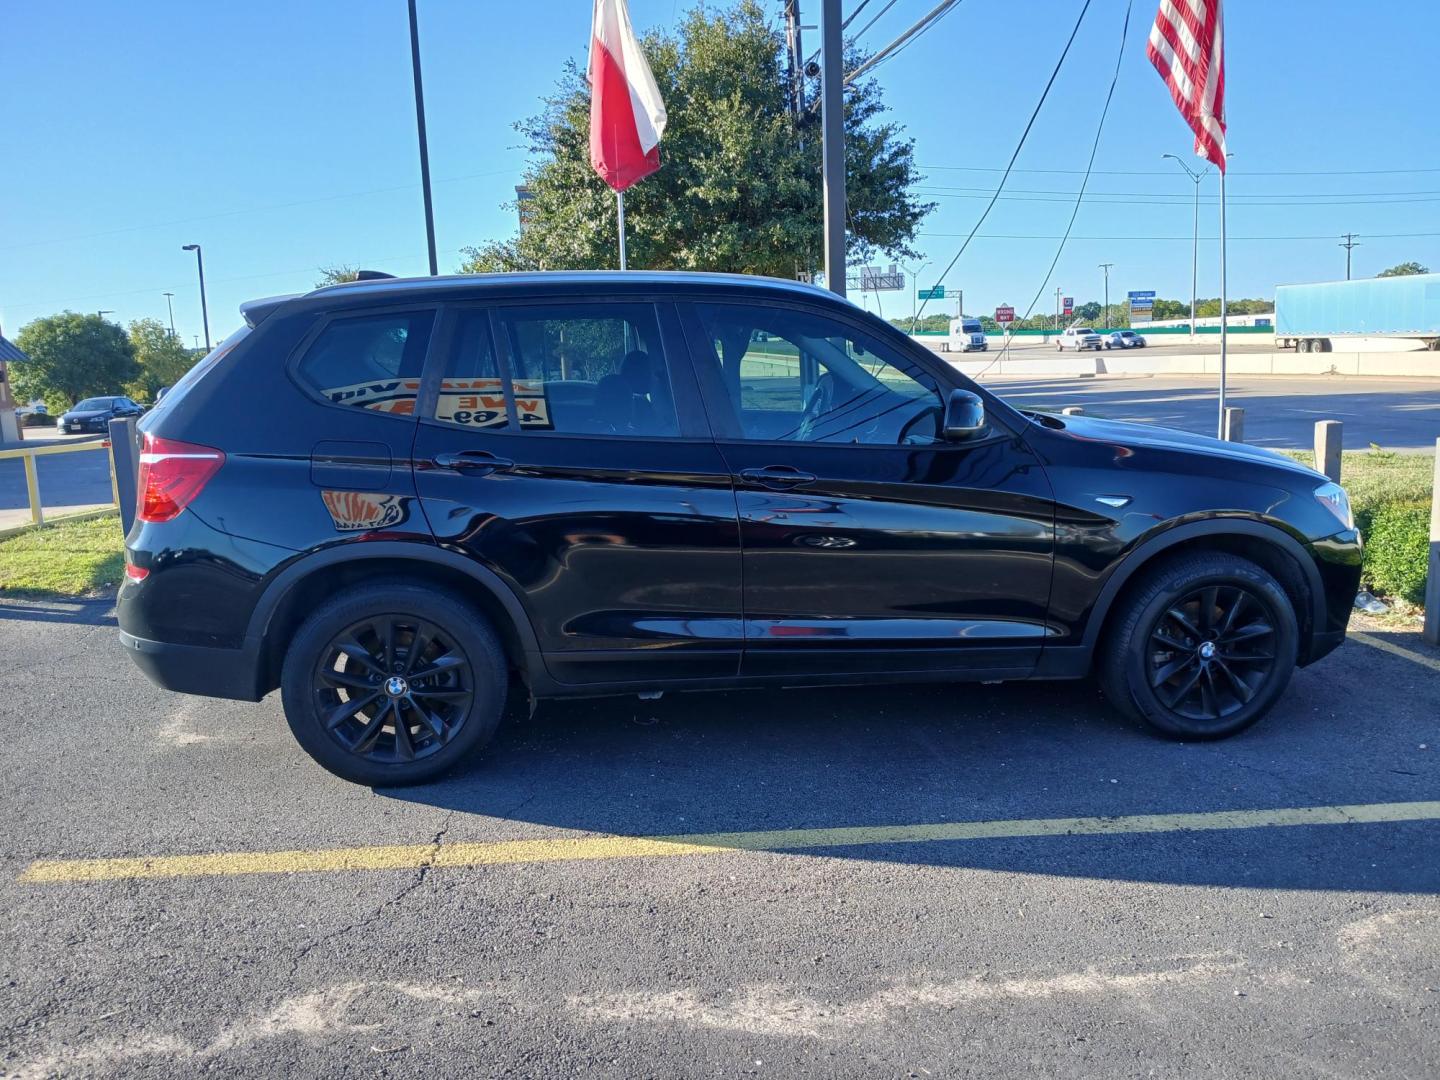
181,244,211,351
902,259,932,331
162,292,176,339
1162,154,1210,341
96,310,114,320
1098,263,1114,330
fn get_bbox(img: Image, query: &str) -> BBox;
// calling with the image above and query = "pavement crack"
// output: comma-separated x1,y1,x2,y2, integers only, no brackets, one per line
284,810,455,980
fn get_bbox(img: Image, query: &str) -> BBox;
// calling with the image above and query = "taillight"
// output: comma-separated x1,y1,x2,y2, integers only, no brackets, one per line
137,434,225,523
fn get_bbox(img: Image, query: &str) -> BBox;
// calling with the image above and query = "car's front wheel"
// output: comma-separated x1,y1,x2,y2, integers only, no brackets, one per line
1099,553,1299,739
280,582,508,785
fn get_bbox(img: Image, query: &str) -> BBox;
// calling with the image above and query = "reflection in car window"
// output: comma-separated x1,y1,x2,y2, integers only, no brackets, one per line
492,304,679,437
691,303,943,445
432,310,506,429
298,311,434,416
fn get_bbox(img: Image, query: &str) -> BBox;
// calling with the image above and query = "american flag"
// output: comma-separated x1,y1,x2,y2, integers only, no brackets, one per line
1147,0,1227,171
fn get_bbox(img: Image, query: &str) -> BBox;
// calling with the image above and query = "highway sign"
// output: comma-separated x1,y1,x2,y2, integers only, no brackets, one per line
918,286,945,300
995,305,1015,324
1127,290,1156,298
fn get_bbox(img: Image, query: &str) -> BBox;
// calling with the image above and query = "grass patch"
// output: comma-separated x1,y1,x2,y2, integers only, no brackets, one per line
1283,449,1433,605
0,513,125,599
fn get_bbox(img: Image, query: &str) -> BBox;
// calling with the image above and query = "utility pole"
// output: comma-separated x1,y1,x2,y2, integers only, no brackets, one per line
1340,233,1360,280
819,0,845,297
163,292,176,339
408,0,439,276
784,0,804,119
1098,263,1113,330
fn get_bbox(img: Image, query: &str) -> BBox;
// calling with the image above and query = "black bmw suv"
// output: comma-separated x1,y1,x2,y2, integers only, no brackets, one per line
118,272,1361,785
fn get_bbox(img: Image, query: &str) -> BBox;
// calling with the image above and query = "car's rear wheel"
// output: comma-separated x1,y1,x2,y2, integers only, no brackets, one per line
280,582,507,785
1099,553,1299,739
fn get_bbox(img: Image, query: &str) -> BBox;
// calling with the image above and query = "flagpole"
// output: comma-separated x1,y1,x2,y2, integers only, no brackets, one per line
616,190,628,271
1217,166,1228,438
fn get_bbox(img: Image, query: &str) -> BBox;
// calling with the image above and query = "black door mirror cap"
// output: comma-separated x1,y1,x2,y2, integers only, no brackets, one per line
943,388,986,441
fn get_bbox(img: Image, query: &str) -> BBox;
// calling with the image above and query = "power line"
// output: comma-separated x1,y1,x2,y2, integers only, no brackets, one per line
912,0,1095,328
1005,0,1133,353
846,0,966,85
842,0,876,29
915,184,1440,200
919,164,1440,177
847,0,901,41
913,189,1440,207
917,230,1440,241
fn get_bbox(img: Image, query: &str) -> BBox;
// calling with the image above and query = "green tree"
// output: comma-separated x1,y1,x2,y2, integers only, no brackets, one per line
461,1,931,277
1377,261,1429,277
317,265,361,286
12,313,138,412
125,319,196,401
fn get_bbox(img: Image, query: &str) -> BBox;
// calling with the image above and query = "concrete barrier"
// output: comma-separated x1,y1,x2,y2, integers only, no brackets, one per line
939,349,1439,380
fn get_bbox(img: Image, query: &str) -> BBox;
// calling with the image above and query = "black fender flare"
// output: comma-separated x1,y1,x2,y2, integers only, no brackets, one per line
244,540,544,674
1078,517,1326,653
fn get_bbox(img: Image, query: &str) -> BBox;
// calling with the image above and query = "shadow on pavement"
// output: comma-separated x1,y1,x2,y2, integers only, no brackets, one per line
382,639,1440,895
0,596,115,625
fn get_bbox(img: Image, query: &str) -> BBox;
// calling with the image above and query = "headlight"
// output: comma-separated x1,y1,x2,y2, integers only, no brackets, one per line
1314,482,1353,530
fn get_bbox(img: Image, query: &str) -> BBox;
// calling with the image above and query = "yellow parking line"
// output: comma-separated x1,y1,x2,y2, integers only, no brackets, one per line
1351,631,1440,675
18,800,1440,884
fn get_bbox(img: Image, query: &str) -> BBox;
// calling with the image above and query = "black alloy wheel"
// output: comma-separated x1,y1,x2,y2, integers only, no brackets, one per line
1099,553,1299,739
281,583,507,785
314,614,474,765
1145,584,1277,727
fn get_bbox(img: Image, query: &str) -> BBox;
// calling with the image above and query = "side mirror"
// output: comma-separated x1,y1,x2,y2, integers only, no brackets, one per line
943,388,986,441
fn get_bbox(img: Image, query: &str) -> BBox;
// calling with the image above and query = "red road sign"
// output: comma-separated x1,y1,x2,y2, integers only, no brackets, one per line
995,305,1015,324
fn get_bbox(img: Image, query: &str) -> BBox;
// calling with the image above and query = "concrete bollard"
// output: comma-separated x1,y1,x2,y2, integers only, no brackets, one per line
1222,407,1245,443
109,417,139,536
1060,406,1084,416
1315,420,1342,483
1425,439,1440,646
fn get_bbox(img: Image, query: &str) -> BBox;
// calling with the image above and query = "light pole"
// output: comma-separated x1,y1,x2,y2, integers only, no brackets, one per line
181,244,211,351
1163,154,1209,341
902,260,932,331
408,0,439,276
163,292,176,339
96,310,114,320
1098,263,1113,329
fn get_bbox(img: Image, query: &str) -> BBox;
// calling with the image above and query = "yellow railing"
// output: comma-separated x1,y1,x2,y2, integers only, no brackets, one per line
0,437,119,528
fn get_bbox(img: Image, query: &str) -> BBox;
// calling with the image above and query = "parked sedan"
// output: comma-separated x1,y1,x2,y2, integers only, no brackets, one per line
1104,331,1147,349
59,396,144,434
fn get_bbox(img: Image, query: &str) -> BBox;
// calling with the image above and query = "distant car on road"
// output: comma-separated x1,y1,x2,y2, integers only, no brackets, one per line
118,270,1362,785
1057,327,1104,351
1104,330,1147,350
58,396,144,434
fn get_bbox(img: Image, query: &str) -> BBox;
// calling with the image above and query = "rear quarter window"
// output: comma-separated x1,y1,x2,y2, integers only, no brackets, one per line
296,311,435,417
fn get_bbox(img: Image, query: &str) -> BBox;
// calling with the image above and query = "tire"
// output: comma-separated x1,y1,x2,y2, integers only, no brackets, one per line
280,581,509,785
1098,553,1299,740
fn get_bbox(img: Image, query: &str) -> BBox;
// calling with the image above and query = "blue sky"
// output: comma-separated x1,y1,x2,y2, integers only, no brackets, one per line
2,0,1437,342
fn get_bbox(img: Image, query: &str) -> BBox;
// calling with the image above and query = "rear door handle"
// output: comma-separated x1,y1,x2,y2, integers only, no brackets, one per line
432,450,514,474
739,465,817,489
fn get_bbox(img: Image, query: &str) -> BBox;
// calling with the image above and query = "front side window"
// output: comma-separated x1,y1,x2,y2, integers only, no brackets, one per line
492,303,679,437
691,303,944,445
297,311,434,417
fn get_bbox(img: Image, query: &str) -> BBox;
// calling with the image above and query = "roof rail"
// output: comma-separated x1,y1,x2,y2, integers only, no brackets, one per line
354,270,396,281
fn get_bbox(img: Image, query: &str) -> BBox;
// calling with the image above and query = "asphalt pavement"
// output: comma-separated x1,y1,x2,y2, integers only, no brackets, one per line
1,598,1437,1077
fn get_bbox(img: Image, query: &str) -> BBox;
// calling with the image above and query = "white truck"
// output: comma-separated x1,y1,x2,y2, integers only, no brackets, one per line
947,317,988,352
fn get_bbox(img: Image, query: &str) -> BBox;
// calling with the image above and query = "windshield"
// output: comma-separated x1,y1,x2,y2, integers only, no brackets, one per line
72,397,115,410
962,320,983,334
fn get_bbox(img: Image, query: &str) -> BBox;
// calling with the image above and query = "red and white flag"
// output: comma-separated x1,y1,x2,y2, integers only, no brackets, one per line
1147,0,1227,171
588,0,667,193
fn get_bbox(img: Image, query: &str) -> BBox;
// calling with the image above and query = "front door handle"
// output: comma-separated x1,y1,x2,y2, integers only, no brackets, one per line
432,450,514,474
739,465,817,489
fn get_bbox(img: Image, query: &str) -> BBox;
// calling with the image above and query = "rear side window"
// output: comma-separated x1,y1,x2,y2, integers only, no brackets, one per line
297,311,435,417
487,303,679,437
432,309,506,429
